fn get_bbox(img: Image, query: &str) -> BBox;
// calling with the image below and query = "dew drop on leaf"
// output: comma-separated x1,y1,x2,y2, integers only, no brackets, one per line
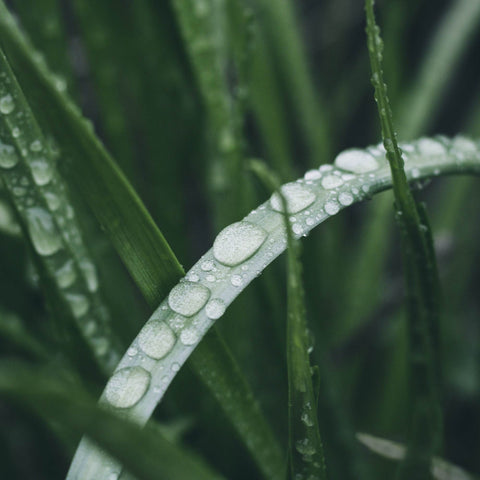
105,366,150,408
138,320,176,359
30,158,53,185
321,175,344,189
0,94,15,114
334,149,379,173
205,298,226,319
270,183,316,214
0,141,18,168
213,221,267,266
168,282,210,316
25,207,62,255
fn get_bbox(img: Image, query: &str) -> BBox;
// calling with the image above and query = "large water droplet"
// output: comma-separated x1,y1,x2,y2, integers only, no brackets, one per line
321,175,344,189
55,260,77,288
338,192,354,206
25,207,62,255
334,149,379,173
270,183,316,214
0,141,18,169
0,94,15,114
213,221,267,266
105,366,150,409
324,201,340,216
205,298,226,319
168,282,210,316
416,138,445,156
138,320,176,359
30,158,53,185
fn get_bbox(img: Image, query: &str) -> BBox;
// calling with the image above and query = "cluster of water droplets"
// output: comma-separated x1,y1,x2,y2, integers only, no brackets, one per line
69,135,480,479
0,77,119,372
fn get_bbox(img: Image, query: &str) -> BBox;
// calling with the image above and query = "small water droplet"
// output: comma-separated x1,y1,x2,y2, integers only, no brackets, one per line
206,274,216,282
30,140,42,152
213,221,267,266
65,293,90,318
0,141,18,168
201,260,214,271
304,169,321,180
12,127,20,138
338,192,354,206
30,158,53,185
334,149,379,173
292,223,303,235
79,259,98,292
168,282,210,316
230,274,243,287
171,362,180,372
105,366,150,408
138,320,176,359
55,260,77,288
180,327,200,345
127,347,138,357
0,94,15,114
25,207,62,255
324,201,340,216
295,438,316,456
205,298,226,319
270,183,316,214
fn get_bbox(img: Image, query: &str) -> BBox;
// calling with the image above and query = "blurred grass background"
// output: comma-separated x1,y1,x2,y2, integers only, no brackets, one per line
1,0,480,478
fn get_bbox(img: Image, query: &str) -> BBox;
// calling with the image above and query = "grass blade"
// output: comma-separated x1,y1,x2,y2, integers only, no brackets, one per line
0,46,121,372
365,2,443,477
67,134,480,478
249,160,327,479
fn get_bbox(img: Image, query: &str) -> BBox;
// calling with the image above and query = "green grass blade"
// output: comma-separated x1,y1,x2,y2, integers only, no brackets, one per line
365,2,443,477
0,2,184,301
0,6,285,478
0,361,225,480
249,159,327,480
357,432,477,480
0,46,121,373
66,134,480,478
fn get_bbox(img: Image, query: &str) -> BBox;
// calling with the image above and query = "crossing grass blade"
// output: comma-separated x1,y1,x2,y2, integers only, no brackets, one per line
365,1,443,477
249,159,327,480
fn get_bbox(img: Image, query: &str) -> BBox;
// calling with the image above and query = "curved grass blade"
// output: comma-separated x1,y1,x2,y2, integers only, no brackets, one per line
0,5,285,477
0,361,225,480
365,2,443,477
0,47,121,373
250,160,327,479
67,135,480,479
357,432,477,480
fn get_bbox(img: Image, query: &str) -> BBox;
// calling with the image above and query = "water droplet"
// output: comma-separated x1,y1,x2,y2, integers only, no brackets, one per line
416,138,445,156
270,183,316,214
55,260,77,288
168,282,210,316
25,207,62,255
127,347,138,357
338,192,354,206
321,175,343,189
0,141,18,169
30,158,53,185
180,327,200,345
186,272,199,282
324,201,340,216
295,438,316,456
206,274,216,282
168,315,186,332
230,274,243,287
30,140,42,152
0,94,15,114
334,149,379,173
65,293,89,318
292,223,303,235
452,136,477,153
319,165,333,172
79,259,98,292
105,366,150,408
138,320,176,359
44,192,61,211
304,170,321,180
201,260,214,271
12,127,20,138
205,298,226,319
171,362,180,372
213,221,267,266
